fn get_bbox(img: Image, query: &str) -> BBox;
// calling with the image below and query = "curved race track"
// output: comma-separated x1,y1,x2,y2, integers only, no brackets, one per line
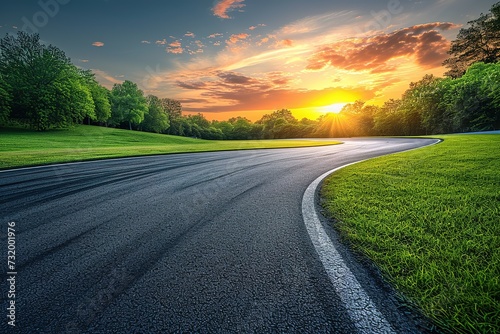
0,138,437,333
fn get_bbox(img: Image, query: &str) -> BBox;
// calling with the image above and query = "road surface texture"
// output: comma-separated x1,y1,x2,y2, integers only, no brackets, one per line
1,138,439,333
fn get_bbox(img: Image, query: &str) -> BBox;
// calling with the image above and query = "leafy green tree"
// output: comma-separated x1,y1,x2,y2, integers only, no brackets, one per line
78,69,111,123
212,120,234,139
48,66,95,128
444,2,500,78
142,95,169,133
396,75,447,135
90,84,111,123
373,99,404,135
225,117,257,139
110,80,147,130
160,98,184,135
257,109,298,138
442,62,500,131
160,98,182,119
0,32,94,130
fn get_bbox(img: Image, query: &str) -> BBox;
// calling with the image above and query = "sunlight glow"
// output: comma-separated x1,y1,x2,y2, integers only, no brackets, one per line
320,103,348,114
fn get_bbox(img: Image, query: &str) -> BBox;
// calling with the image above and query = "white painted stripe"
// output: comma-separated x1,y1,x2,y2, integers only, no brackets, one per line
301,139,441,333
302,163,396,334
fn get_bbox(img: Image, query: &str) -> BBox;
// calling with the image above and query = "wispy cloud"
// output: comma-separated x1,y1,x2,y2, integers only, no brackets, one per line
92,69,122,87
212,0,245,19
208,33,224,39
92,41,104,47
249,24,266,31
185,31,195,38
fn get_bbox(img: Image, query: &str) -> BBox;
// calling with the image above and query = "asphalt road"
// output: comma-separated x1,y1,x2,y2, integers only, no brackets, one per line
1,138,438,333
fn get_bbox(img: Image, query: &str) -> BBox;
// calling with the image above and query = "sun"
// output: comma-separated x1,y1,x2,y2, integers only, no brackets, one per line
320,103,348,114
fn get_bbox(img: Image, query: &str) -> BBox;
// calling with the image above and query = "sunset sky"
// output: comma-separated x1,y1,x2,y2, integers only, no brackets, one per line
0,1,496,120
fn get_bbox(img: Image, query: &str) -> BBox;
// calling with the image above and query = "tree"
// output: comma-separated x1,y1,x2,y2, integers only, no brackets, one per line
257,109,298,138
78,69,111,123
160,98,183,135
338,100,376,136
90,84,111,123
0,32,95,130
212,120,234,139
444,2,500,78
142,95,169,133
373,99,404,135
442,62,500,131
229,117,255,139
48,65,95,128
110,80,147,130
416,77,450,134
396,75,445,135
160,98,182,120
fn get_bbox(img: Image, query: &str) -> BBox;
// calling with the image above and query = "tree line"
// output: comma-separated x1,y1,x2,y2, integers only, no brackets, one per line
0,2,499,137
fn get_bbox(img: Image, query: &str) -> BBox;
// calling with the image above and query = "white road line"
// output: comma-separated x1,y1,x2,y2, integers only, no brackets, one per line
302,162,396,334
302,140,441,333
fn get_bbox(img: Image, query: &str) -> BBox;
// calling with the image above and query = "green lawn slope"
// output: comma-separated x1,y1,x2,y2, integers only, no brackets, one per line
0,125,341,169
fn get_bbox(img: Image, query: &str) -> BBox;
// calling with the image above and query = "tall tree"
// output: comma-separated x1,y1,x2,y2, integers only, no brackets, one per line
373,99,404,135
443,2,500,78
78,69,111,123
110,80,147,130
160,98,182,120
160,98,183,135
142,95,169,133
0,32,94,130
442,62,500,131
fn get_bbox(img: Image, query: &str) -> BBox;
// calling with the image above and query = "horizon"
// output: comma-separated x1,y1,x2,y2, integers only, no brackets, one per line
0,0,495,121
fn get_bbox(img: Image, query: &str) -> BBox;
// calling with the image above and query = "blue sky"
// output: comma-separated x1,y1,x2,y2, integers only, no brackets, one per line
0,0,496,120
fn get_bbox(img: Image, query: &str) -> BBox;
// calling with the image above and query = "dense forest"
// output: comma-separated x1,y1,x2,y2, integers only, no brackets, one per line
1,2,499,139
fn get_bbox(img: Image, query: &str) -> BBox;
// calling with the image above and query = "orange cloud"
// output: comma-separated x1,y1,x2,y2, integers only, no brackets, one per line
306,22,458,73
167,40,183,54
92,41,104,47
212,0,245,19
276,39,293,48
226,33,250,45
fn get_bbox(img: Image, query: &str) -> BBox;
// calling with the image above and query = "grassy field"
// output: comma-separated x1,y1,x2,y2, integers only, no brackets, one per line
321,134,500,333
0,125,341,169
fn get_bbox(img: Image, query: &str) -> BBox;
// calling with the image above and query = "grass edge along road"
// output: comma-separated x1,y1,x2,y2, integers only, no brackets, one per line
0,125,341,169
321,134,500,333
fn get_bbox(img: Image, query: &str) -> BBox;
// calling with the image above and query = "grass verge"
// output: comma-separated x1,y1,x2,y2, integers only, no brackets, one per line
0,125,341,169
321,134,500,333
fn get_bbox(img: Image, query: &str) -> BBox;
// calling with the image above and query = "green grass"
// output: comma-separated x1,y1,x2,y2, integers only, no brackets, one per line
321,134,500,333
0,125,341,169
